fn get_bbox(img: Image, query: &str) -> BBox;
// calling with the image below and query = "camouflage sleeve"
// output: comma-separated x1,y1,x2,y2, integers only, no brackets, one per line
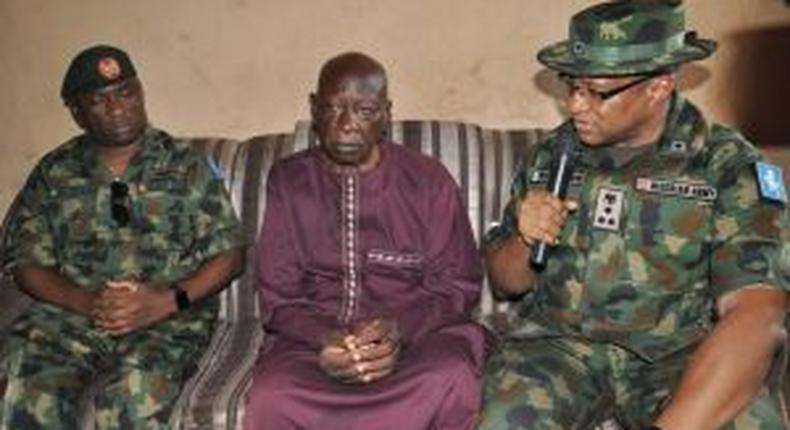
190,155,244,260
710,157,787,297
2,163,57,273
776,210,790,290
482,162,531,249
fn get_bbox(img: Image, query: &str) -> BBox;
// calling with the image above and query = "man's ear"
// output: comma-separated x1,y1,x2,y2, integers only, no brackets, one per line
647,74,675,106
309,92,319,132
67,101,87,130
379,99,393,141
382,98,393,122
309,93,318,119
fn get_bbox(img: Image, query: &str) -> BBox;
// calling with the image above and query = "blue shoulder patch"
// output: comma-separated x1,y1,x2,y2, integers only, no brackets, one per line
755,161,787,204
206,155,225,180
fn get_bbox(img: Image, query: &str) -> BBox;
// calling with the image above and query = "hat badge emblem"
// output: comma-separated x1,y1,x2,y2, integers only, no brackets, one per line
97,57,121,80
572,41,586,56
599,21,628,41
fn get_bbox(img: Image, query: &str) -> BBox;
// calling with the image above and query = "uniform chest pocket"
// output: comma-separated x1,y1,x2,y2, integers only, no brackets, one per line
628,192,713,264
137,176,194,248
51,181,97,240
145,172,190,192
364,249,425,283
47,181,100,267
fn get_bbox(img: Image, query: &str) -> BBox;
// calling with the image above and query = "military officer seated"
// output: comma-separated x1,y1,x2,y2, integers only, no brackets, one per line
0,45,244,429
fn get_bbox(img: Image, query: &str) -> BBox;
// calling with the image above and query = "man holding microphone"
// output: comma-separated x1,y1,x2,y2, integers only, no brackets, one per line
479,1,788,429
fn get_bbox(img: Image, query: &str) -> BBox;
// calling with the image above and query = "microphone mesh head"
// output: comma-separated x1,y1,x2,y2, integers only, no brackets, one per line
556,121,578,156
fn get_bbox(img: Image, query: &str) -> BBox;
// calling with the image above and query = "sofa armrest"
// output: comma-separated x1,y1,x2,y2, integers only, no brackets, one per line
170,123,553,429
170,134,294,429
171,309,263,429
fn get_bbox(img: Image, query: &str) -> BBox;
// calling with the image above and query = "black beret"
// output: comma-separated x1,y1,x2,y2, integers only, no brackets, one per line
60,45,137,101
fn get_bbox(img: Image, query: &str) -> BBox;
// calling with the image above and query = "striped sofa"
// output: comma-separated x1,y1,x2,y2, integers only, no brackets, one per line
0,120,787,429
0,120,546,429
170,120,549,429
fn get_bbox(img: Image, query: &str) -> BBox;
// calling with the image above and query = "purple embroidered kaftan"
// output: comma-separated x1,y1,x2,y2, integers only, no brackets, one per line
244,143,490,430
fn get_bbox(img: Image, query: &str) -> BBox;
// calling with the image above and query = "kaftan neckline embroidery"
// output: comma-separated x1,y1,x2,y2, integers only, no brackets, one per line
339,173,360,324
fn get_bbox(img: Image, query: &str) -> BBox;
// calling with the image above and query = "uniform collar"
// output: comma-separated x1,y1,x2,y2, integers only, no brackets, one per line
572,94,707,170
654,93,707,157
79,127,173,182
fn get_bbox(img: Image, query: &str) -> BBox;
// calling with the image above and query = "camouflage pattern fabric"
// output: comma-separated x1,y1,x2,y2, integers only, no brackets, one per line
480,96,788,428
2,303,214,430
1,127,242,286
480,336,787,430
537,0,717,77
0,128,243,429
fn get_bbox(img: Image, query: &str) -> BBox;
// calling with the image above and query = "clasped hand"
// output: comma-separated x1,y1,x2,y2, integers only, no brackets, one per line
319,318,400,384
91,280,176,336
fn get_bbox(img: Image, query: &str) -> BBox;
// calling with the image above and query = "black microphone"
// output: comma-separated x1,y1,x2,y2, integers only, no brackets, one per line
530,122,579,270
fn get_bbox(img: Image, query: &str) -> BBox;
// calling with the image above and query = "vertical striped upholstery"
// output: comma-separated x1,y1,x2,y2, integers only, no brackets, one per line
172,135,295,429
8,122,700,430
171,121,546,429
176,127,788,429
2,125,786,429
0,123,547,429
295,120,547,315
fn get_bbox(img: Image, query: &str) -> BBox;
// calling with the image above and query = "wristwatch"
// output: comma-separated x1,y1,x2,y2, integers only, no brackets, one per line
170,284,191,311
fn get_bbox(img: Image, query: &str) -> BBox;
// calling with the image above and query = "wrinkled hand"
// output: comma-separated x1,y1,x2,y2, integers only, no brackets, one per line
347,319,400,383
318,319,400,384
92,280,177,336
517,190,578,247
319,330,359,383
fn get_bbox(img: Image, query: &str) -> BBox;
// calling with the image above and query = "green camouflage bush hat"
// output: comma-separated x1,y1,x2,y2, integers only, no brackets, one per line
537,0,716,77
61,45,137,101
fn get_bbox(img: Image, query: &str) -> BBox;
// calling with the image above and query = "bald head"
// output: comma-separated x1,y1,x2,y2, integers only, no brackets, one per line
316,52,388,99
310,52,391,171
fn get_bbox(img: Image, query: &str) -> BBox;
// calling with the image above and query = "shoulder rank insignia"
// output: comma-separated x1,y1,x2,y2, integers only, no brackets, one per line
529,169,585,186
756,161,788,203
593,187,624,231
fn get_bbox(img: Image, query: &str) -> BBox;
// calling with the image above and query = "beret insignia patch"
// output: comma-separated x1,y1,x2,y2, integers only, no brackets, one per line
97,57,121,80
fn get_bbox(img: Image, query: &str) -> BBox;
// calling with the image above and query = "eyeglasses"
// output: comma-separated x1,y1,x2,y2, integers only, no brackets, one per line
110,180,130,226
559,72,663,103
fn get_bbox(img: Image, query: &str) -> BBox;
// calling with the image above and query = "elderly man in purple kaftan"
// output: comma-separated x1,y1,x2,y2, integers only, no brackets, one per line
243,53,490,430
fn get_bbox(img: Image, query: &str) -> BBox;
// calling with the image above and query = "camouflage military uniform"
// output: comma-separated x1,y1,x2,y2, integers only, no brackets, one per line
480,96,788,429
0,128,243,429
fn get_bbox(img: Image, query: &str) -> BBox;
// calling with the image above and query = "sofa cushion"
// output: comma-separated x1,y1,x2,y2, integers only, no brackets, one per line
3,124,782,429
174,120,547,428
172,134,293,429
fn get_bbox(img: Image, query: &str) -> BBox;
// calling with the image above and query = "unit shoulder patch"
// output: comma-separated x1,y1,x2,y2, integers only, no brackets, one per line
755,161,788,204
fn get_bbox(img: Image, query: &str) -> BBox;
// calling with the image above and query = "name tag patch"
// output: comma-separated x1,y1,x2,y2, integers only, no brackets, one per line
756,161,788,203
635,177,717,202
